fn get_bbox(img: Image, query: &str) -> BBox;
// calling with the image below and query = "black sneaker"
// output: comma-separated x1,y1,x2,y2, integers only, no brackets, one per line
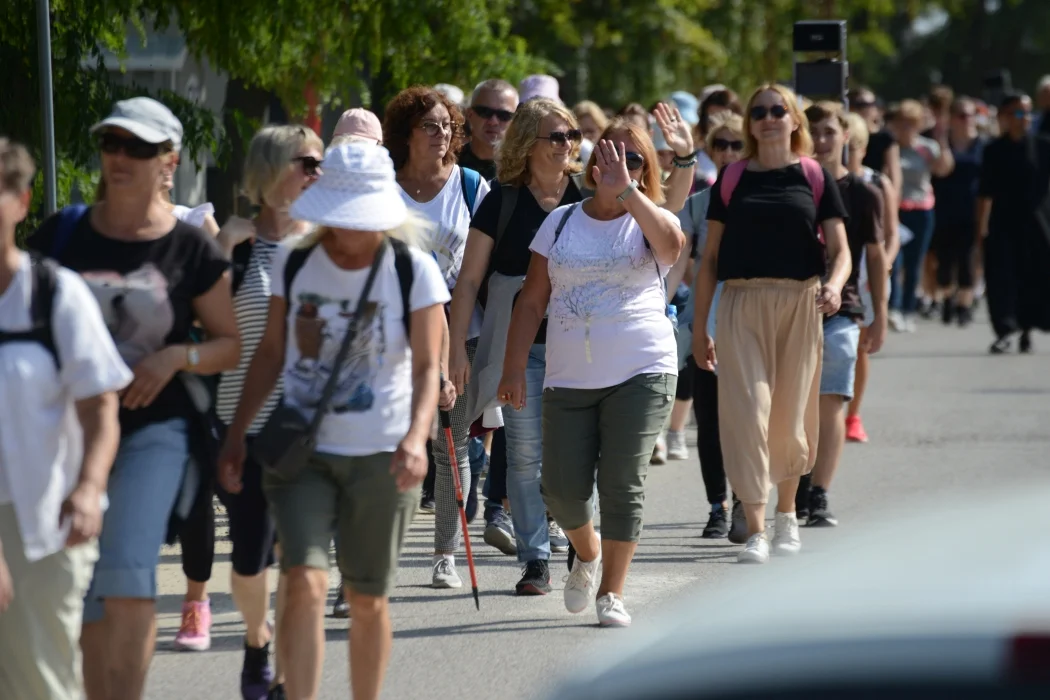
702,505,729,539
796,474,812,521
990,337,1011,355
727,498,748,545
332,585,349,618
419,491,435,513
241,639,275,700
956,305,973,327
1020,331,1033,354
515,559,552,596
941,298,955,325
807,486,838,527
267,684,287,700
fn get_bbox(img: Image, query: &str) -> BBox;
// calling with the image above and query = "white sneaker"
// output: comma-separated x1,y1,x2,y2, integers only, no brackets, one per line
737,532,770,564
651,434,667,465
772,511,802,556
596,593,632,627
563,549,602,613
904,316,917,333
888,310,906,332
431,555,462,589
666,430,689,460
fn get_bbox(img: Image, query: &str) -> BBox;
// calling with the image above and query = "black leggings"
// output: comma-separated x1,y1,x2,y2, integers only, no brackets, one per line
933,220,976,290
689,358,728,505
487,427,507,503
179,475,215,584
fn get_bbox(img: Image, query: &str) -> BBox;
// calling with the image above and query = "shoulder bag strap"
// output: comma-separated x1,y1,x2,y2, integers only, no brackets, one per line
552,202,580,247
307,239,388,434
720,160,748,208
389,237,414,338
494,184,518,253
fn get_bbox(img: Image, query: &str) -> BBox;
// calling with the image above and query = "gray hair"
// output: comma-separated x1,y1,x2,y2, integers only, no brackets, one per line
471,79,518,107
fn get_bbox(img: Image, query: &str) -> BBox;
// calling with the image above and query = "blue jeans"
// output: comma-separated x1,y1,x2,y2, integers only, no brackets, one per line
503,344,549,562
468,437,486,485
891,209,935,315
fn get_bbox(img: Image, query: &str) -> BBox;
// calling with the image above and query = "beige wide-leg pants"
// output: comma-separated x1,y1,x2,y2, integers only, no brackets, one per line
716,277,823,505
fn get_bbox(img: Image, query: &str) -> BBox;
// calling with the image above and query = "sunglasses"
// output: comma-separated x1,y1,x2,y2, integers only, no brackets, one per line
851,100,877,109
538,129,583,146
292,155,323,177
625,151,645,171
98,132,166,160
712,138,744,152
749,104,789,122
471,105,514,123
420,121,454,138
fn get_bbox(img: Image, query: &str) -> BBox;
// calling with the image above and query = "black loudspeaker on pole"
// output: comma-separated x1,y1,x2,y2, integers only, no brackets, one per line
793,20,849,163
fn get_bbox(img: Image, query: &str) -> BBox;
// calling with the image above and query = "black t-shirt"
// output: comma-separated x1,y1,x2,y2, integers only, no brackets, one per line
458,143,497,182
471,179,584,276
28,209,229,435
834,173,883,321
863,130,895,174
978,134,1050,235
707,162,849,282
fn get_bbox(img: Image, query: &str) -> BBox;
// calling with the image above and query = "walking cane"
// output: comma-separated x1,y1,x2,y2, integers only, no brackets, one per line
440,409,480,610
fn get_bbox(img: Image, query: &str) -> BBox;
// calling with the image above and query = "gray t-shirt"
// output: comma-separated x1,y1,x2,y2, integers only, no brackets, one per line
899,136,941,208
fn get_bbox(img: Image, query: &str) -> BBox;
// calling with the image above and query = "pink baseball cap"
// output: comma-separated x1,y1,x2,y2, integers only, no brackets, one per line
333,108,383,143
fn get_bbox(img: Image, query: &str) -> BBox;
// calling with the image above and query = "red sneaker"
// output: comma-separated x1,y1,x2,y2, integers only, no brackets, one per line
845,415,869,443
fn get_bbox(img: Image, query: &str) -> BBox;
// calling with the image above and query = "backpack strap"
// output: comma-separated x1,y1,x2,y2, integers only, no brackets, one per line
0,256,61,370
494,184,519,254
283,245,315,319
50,204,89,261
552,202,580,247
719,160,748,208
230,239,254,296
460,167,481,214
389,237,415,338
799,156,827,243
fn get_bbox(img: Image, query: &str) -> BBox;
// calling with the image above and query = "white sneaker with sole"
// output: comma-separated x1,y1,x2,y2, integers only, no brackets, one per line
431,555,463,589
737,532,770,564
772,511,802,556
564,550,602,613
651,434,667,465
666,430,689,460
596,593,632,627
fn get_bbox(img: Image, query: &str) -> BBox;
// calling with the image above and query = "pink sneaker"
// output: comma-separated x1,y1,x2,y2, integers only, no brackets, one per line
845,415,869,444
173,599,212,651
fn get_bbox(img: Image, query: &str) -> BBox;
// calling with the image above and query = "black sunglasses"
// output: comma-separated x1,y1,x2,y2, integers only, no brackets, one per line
292,155,323,177
851,100,877,109
712,138,744,152
471,105,514,123
538,129,583,146
749,104,789,122
98,132,166,160
625,151,645,171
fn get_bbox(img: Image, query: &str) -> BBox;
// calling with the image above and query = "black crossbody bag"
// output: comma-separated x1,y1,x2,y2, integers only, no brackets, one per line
252,241,387,479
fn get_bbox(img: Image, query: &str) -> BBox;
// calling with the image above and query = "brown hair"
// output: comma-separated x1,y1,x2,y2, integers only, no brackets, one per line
805,101,849,131
741,83,813,159
0,138,36,194
699,89,743,136
496,98,582,186
928,85,955,112
583,117,666,206
383,86,466,171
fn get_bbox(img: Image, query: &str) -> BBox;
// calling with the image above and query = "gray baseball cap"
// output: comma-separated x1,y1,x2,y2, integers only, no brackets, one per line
90,97,184,151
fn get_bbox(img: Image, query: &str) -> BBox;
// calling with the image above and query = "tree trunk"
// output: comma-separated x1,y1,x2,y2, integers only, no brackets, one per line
208,78,272,223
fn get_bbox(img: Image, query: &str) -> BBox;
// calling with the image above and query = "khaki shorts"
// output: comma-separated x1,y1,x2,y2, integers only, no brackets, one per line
263,451,418,597
0,504,98,700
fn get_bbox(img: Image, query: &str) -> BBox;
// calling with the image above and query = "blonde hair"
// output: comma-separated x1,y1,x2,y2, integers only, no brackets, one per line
845,113,870,150
496,98,582,186
584,118,666,206
243,125,324,207
898,99,926,126
704,111,745,152
573,100,609,131
296,208,431,252
742,84,813,160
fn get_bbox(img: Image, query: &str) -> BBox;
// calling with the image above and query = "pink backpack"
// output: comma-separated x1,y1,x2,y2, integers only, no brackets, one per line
719,156,827,242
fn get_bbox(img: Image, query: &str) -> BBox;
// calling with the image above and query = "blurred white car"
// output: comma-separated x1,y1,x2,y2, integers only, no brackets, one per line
546,487,1050,699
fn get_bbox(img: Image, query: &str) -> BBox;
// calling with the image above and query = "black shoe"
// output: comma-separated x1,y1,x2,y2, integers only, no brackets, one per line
941,298,955,325
332,585,350,618
515,559,552,596
702,505,729,539
267,684,287,700
419,491,435,513
1020,331,1033,354
956,305,973,327
465,481,478,524
990,337,1011,355
807,486,838,527
727,498,748,545
796,474,812,521
241,638,275,700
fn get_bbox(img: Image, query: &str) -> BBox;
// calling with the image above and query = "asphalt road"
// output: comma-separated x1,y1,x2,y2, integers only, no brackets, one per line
146,312,1050,699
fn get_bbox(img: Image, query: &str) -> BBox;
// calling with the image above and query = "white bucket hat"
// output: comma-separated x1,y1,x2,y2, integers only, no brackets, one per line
289,143,407,232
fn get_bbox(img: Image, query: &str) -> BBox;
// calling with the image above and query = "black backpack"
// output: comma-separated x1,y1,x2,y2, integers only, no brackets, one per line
282,237,416,336
0,256,61,369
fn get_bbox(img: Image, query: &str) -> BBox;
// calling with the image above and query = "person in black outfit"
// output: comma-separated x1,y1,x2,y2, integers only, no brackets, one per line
932,97,987,325
976,92,1050,353
849,87,902,198
459,79,519,181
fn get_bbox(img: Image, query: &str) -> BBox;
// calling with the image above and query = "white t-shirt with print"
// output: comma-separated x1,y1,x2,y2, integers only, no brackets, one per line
399,165,490,339
271,240,450,457
530,204,681,390
0,253,132,561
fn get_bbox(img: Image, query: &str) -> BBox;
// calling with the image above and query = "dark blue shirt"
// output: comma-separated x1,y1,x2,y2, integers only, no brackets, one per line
933,135,987,226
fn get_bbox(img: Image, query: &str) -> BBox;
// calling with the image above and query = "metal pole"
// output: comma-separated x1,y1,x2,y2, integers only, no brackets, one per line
36,0,57,215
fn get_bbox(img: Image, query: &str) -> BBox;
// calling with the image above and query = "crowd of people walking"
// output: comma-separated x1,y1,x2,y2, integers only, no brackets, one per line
0,68,1048,700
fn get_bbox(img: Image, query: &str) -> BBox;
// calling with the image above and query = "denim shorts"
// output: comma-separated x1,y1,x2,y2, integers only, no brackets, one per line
83,418,188,623
820,315,861,399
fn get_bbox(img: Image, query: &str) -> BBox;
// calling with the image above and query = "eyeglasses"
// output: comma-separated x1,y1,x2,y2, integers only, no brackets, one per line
625,151,645,171
537,129,583,146
712,138,744,152
471,105,514,123
420,121,454,138
292,155,323,177
749,104,789,122
98,132,166,160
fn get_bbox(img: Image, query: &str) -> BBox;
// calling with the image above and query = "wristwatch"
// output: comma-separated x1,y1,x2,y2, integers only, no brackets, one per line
617,179,639,202
186,346,200,370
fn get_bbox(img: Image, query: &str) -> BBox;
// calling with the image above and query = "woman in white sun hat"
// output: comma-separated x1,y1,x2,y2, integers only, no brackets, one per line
219,142,449,700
